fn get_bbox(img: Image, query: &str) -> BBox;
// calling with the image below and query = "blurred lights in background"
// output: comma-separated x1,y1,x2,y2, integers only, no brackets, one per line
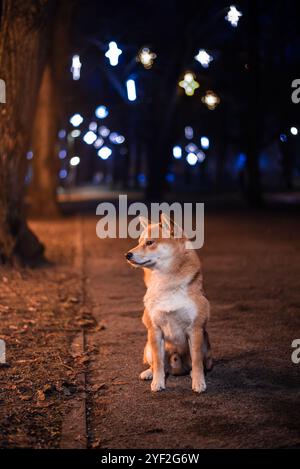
186,152,198,166
109,132,125,144
202,90,220,110
185,143,198,153
173,146,182,159
58,129,66,139
95,105,109,119
70,113,83,127
98,146,112,159
59,169,68,179
197,150,206,162
200,136,210,149
179,72,200,96
70,156,80,166
26,151,33,160
225,5,242,27
89,122,97,131
280,133,287,142
126,79,137,101
71,129,81,138
99,125,110,137
71,55,82,80
290,126,298,135
83,131,97,144
105,41,122,66
94,137,104,149
194,49,213,68
137,47,156,69
185,126,194,139
58,150,67,159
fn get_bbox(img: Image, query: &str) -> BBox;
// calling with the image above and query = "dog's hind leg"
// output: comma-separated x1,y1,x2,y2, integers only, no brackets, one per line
203,328,213,373
140,341,153,380
140,368,153,380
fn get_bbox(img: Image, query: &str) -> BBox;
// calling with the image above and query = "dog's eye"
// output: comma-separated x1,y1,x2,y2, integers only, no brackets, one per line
145,240,154,246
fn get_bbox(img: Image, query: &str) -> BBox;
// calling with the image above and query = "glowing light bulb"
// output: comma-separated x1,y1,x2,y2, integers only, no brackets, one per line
83,131,97,145
105,41,122,66
194,49,213,68
126,79,137,101
70,156,80,166
225,5,242,27
69,114,83,127
71,55,81,80
179,72,200,96
200,136,210,149
98,146,112,159
95,105,109,119
172,146,182,159
202,90,220,110
186,152,198,166
290,126,298,135
137,47,156,69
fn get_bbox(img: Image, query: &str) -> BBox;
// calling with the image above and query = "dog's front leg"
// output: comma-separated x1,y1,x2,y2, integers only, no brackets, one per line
148,327,165,392
188,327,206,393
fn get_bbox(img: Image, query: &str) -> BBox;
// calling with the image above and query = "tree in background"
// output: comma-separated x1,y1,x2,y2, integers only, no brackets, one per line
0,0,54,263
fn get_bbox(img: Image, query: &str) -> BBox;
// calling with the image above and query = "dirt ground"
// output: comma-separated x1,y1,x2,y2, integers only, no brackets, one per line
0,209,300,448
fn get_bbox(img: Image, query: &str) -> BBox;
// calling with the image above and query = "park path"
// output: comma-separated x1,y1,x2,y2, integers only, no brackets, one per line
81,212,300,449
1,211,299,448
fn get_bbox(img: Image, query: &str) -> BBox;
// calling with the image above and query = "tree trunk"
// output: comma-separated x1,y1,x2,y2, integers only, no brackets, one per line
28,0,71,217
28,64,60,217
0,0,54,264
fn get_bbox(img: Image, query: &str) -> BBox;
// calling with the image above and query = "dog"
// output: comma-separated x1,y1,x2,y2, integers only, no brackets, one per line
125,213,213,393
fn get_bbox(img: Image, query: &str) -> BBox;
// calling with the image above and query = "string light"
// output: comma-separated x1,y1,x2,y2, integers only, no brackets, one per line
225,5,242,27
173,146,182,159
98,146,112,159
70,156,80,166
69,114,83,127
71,55,82,80
200,136,210,149
83,131,97,145
137,47,156,69
126,79,137,101
194,49,213,68
95,105,109,119
202,90,220,110
186,153,198,166
185,126,194,139
105,41,122,66
290,126,298,135
179,72,200,96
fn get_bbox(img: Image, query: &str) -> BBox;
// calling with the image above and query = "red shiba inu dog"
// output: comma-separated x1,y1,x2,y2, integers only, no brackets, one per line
125,214,213,393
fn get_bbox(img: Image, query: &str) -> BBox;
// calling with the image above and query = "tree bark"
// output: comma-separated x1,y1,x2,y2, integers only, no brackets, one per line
0,0,54,263
28,63,59,217
28,0,71,217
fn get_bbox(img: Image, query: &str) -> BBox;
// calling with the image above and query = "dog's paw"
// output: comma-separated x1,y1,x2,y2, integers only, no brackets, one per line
140,368,153,381
192,379,206,394
151,377,165,392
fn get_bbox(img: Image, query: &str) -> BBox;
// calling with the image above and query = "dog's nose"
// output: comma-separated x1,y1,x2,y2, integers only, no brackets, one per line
125,252,133,260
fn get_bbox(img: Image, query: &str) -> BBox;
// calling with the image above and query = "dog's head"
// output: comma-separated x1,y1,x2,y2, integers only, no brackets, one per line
125,213,186,272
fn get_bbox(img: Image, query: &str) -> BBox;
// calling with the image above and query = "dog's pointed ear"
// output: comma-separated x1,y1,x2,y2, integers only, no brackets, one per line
160,213,171,232
161,213,184,238
139,216,149,230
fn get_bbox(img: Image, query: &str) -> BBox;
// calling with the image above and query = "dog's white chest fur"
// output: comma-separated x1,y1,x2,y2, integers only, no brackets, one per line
144,275,197,344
